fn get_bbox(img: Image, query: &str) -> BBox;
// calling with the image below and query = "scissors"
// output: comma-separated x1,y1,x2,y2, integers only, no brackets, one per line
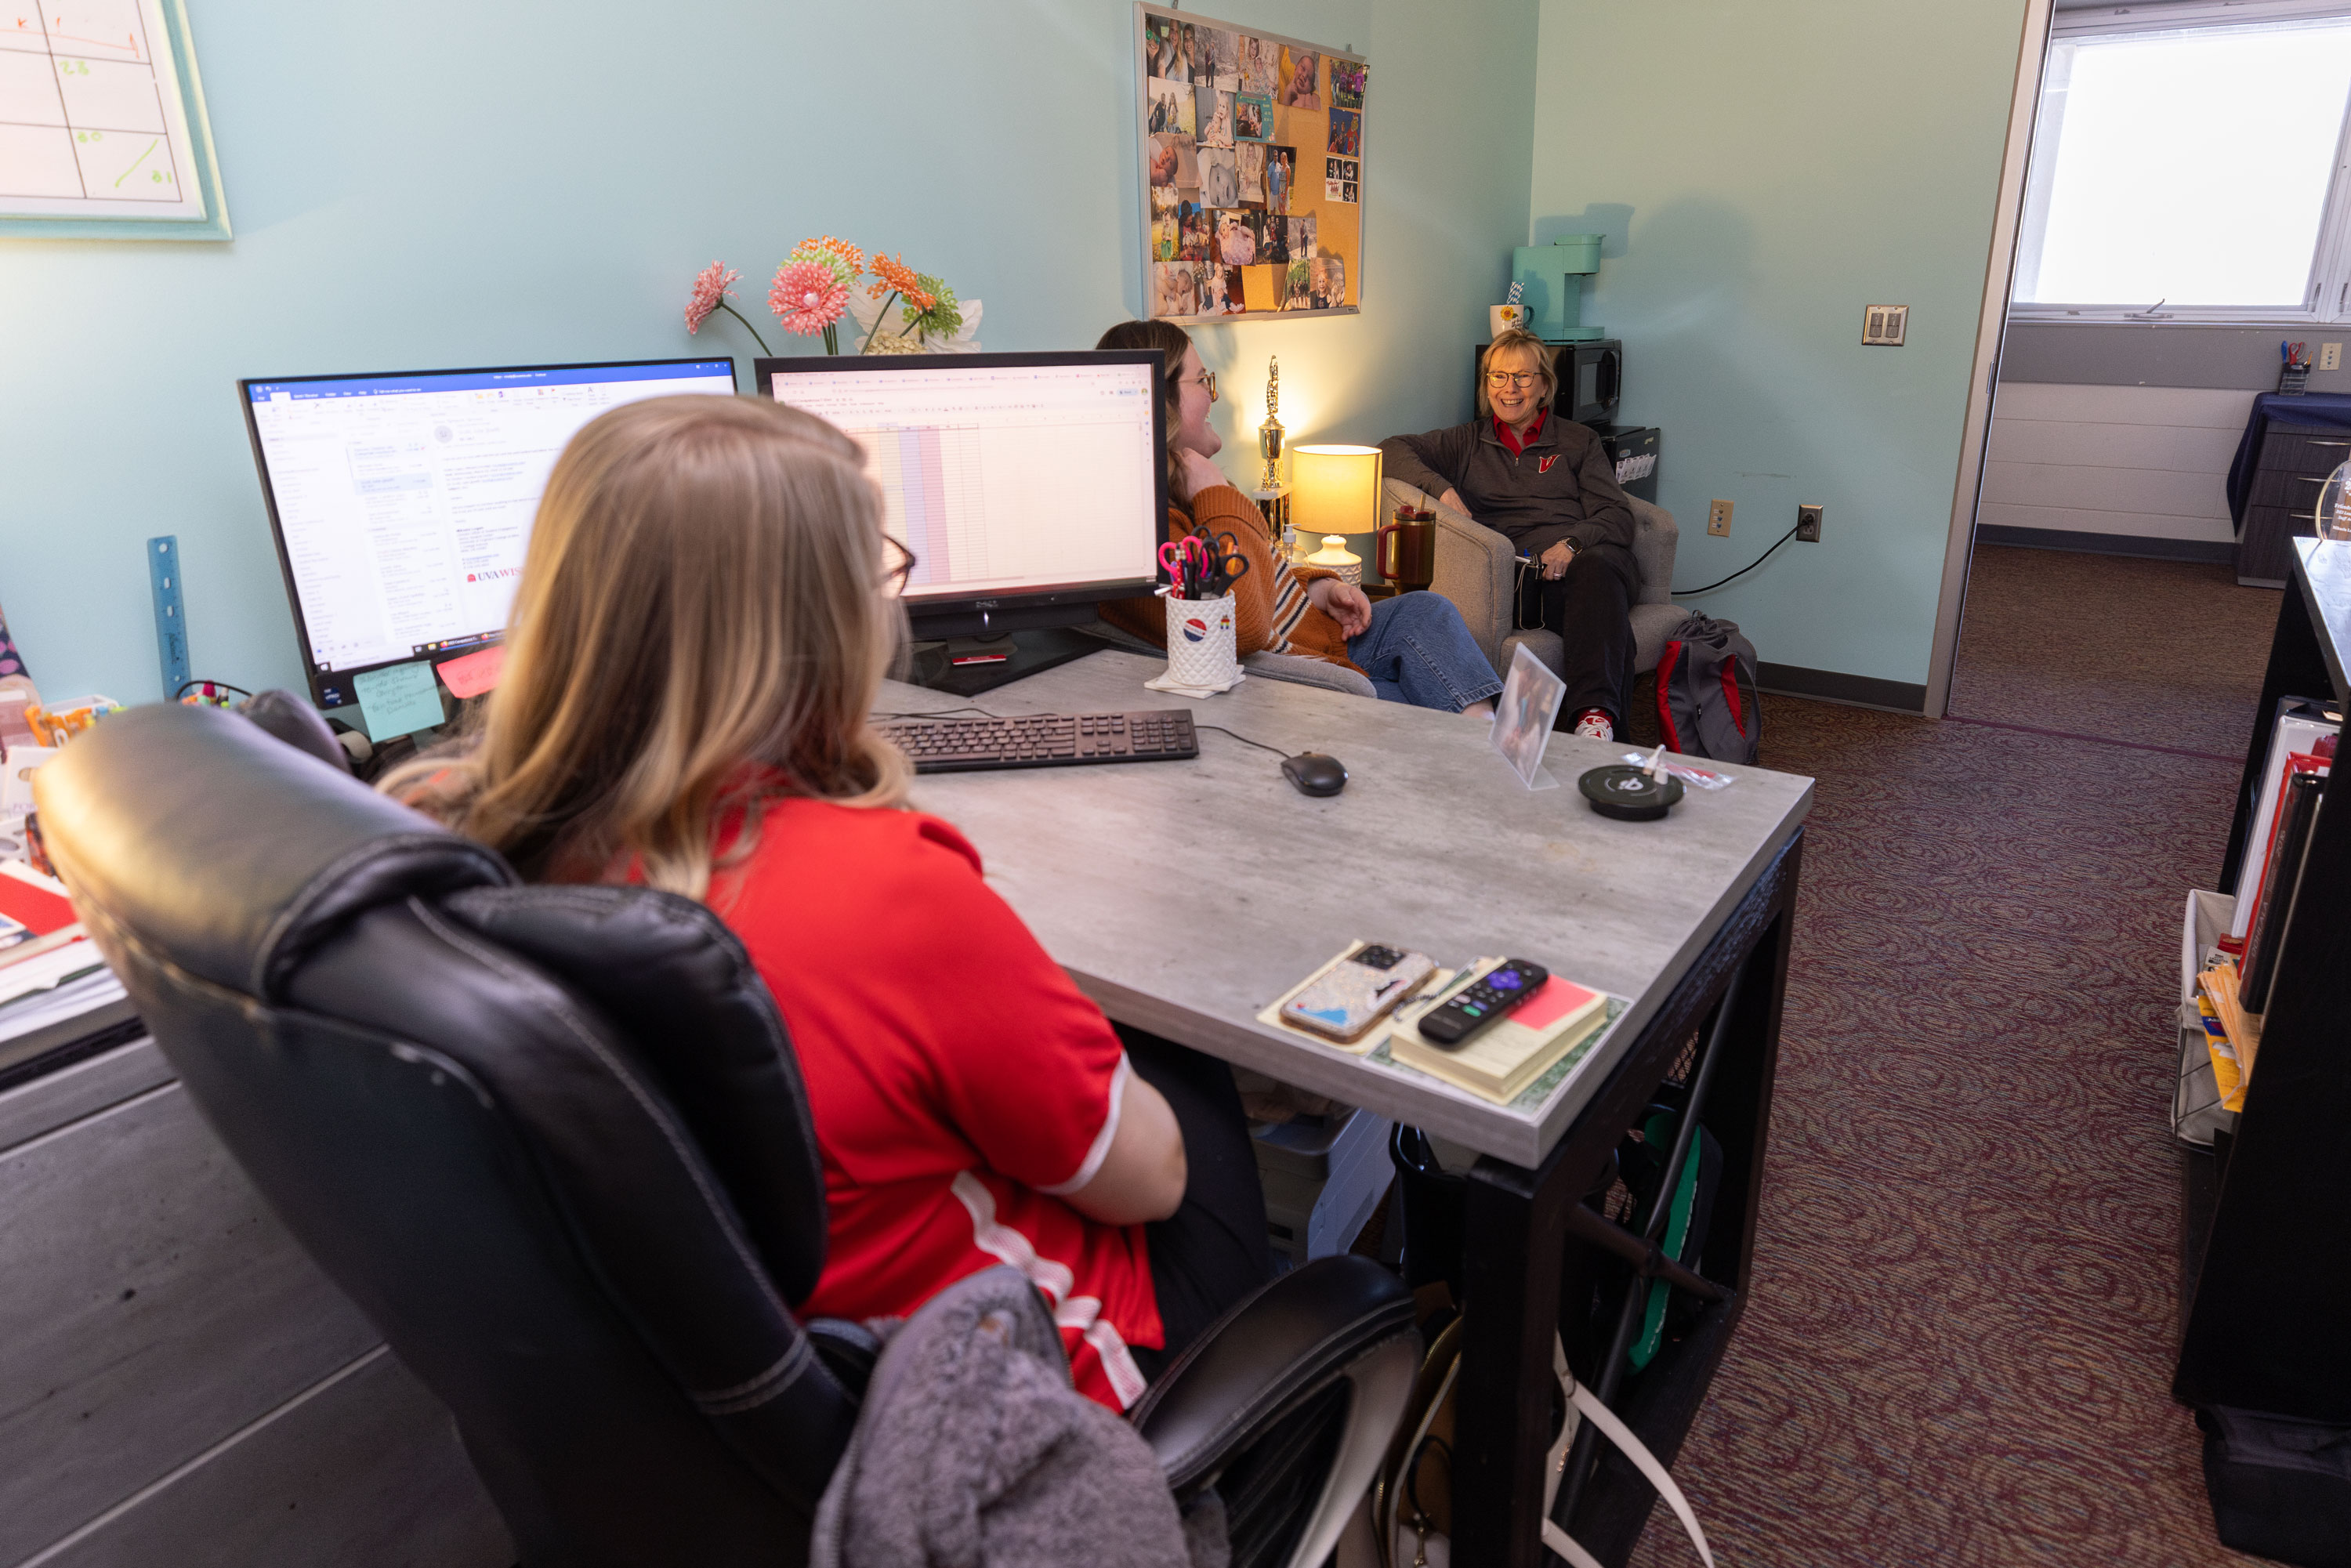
1189,529,1252,597
1159,536,1214,596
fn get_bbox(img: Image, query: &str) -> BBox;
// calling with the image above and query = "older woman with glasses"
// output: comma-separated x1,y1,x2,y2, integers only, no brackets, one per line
1379,328,1642,742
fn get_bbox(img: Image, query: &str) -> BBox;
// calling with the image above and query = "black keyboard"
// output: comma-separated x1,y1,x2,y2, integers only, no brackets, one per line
876,710,1198,773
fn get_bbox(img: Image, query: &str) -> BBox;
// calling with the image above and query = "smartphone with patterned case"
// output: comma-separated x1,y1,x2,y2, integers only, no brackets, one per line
1280,943,1438,1042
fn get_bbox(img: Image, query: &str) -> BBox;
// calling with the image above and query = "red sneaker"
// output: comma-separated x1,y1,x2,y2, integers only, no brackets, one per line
1570,709,1614,742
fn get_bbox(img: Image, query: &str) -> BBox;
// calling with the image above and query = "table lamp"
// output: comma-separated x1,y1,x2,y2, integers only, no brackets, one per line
1290,444,1383,570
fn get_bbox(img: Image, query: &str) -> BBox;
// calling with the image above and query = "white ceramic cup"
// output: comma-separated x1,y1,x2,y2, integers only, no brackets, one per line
1489,303,1524,337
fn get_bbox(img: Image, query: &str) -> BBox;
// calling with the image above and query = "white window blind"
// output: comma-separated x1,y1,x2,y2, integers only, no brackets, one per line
2013,4,2351,320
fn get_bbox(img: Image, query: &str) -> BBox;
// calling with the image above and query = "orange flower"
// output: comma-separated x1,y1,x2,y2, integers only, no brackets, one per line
869,251,934,309
801,235,865,277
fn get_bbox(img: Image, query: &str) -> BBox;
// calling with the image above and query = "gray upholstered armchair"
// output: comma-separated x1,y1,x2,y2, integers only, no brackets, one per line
1385,477,1687,683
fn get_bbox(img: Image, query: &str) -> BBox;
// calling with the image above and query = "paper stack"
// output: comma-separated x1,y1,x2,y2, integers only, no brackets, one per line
1392,958,1610,1103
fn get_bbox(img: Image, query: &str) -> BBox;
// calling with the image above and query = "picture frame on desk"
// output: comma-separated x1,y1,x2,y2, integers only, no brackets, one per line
0,0,232,241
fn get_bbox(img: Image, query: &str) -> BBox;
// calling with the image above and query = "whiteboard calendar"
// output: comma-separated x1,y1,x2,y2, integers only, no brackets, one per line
0,0,226,236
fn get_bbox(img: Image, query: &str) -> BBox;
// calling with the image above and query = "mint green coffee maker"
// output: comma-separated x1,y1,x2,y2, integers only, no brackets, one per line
1510,235,1605,341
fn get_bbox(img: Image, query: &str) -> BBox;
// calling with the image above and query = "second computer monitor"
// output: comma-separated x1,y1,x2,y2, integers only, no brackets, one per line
758,351,1167,639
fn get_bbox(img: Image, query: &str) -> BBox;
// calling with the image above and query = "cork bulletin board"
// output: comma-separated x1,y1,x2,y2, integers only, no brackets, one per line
1136,5,1364,323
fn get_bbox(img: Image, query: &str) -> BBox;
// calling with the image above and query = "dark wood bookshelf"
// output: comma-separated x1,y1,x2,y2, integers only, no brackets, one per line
2180,538,2351,1420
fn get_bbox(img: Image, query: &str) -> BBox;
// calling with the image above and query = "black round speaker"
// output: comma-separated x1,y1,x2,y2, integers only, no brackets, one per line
1578,764,1684,821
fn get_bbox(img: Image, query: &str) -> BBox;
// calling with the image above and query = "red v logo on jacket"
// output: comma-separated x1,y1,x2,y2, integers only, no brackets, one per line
1538,454,1562,474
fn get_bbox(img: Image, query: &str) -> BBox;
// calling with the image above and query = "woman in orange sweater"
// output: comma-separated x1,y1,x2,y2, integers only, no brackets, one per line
1096,320,1502,715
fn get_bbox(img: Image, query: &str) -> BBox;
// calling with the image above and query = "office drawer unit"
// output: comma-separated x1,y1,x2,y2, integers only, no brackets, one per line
1254,1105,1393,1268
2240,422,2351,587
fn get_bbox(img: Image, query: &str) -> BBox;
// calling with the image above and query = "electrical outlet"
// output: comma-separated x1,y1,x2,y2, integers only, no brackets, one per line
2324,342,2343,372
1707,498,1733,537
1796,504,1824,542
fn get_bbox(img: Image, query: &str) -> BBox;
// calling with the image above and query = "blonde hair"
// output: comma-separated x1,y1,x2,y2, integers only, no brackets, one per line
1476,329,1558,418
382,393,910,897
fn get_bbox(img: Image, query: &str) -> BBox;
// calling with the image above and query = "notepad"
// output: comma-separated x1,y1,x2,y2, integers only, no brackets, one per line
354,660,445,739
0,861,75,936
1391,960,1610,1103
0,861,85,972
437,644,507,700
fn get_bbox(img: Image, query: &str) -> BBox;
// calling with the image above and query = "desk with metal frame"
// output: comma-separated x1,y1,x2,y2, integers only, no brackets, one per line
879,650,1809,1566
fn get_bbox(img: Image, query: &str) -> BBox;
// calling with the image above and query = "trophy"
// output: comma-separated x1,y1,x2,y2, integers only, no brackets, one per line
1258,355,1285,491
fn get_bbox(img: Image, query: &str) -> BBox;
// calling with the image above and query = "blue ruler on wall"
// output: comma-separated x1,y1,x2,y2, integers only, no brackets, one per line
148,536,190,698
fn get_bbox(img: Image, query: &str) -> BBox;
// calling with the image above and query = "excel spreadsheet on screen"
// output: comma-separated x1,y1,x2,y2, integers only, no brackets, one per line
241,360,734,708
759,355,1165,614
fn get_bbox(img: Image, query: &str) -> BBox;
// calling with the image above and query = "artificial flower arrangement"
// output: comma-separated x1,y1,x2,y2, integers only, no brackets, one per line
685,239,973,357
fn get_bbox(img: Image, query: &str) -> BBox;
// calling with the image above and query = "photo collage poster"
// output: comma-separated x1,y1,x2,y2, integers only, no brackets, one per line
1139,9,1364,322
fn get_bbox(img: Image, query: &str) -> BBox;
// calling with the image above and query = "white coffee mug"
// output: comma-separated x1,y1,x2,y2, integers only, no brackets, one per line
1489,303,1524,337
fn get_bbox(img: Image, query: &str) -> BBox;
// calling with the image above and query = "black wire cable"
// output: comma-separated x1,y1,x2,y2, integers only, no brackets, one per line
1196,723,1291,759
175,679,253,700
1672,524,1801,596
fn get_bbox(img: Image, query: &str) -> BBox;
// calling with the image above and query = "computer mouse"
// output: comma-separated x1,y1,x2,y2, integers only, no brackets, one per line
1281,751,1349,797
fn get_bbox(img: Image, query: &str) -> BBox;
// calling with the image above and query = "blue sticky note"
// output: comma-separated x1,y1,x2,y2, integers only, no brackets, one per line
353,660,444,739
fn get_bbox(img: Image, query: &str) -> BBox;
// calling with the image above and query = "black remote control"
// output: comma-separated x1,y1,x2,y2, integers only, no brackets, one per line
1417,958,1551,1047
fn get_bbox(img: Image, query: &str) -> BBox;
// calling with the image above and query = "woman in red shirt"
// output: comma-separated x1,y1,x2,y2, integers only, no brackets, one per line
386,394,1269,1410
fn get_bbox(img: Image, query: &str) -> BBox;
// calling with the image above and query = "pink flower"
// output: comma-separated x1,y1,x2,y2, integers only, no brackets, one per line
685,262,739,334
770,259,849,337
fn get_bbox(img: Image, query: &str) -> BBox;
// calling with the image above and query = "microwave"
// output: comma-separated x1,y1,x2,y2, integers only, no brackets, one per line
1473,337,1622,431
1557,339,1621,429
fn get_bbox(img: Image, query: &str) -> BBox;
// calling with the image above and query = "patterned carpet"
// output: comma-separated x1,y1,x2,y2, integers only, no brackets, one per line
1624,546,2287,1566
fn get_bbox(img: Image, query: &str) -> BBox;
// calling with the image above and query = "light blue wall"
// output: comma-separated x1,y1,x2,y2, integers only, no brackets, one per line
1531,0,2029,693
2,0,1538,702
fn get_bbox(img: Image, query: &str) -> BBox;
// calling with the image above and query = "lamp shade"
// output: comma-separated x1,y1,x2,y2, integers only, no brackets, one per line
1290,444,1384,538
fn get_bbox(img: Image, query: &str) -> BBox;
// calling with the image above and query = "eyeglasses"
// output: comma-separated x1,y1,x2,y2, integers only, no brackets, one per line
1483,371,1542,389
1182,369,1218,398
882,534,918,591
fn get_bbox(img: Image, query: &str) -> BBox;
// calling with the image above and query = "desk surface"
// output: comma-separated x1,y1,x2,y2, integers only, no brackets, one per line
2295,537,2351,705
882,650,1813,1165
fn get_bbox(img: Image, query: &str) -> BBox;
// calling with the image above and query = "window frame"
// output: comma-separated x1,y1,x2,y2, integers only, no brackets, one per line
2012,0,2351,324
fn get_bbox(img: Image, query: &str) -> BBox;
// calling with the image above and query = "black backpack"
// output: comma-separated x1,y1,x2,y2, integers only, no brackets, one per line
1654,615,1760,765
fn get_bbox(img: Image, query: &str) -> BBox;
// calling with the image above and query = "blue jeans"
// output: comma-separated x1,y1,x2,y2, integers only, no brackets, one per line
1346,592,1503,712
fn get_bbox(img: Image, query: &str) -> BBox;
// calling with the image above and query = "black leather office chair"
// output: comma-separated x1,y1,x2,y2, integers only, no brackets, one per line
34,703,1418,1568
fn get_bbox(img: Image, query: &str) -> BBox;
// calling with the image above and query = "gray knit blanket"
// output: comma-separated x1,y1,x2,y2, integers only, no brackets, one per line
810,1266,1227,1568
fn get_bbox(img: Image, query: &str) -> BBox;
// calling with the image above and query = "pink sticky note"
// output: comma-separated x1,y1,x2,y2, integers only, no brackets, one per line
1509,976,1599,1031
437,643,507,700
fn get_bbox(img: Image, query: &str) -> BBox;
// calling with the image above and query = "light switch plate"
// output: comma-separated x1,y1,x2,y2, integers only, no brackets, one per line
1707,499,1733,537
1863,305,1908,346
2324,342,2343,372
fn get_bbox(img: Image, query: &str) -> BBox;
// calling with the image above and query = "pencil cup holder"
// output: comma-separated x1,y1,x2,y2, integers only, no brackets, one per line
1164,594,1241,688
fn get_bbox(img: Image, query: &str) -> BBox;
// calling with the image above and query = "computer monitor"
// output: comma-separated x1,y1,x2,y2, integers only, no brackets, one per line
758,351,1167,689
241,357,736,711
